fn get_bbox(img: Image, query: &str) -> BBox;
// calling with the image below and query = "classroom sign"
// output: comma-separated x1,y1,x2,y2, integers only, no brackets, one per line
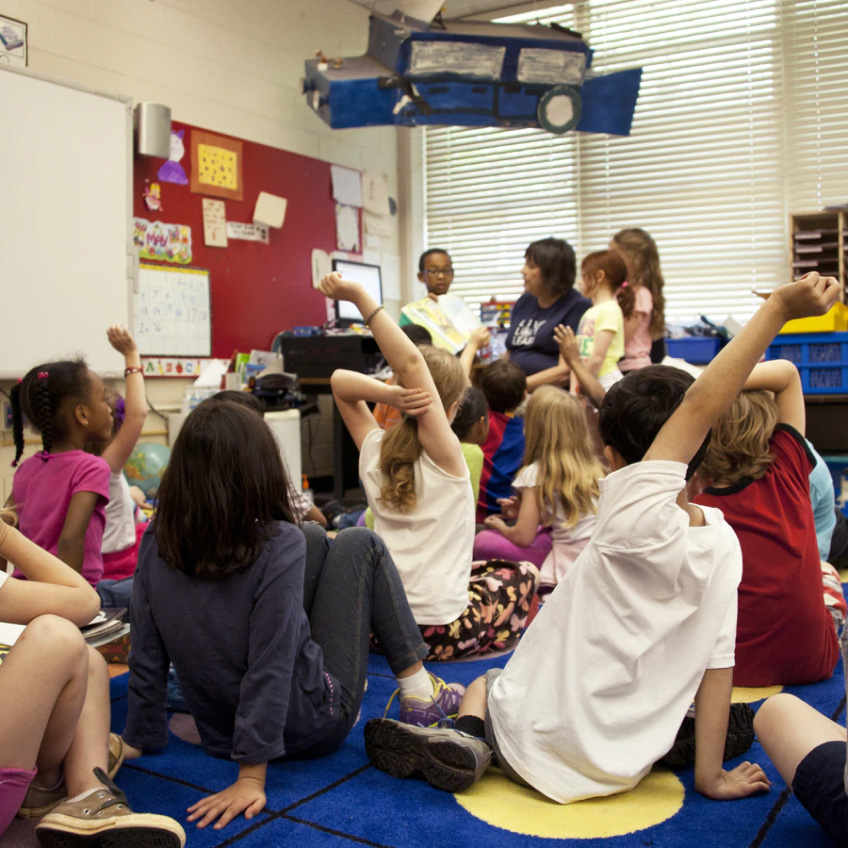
133,218,192,264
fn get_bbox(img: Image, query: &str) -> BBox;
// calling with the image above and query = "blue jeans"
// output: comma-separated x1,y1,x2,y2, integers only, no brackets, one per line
300,524,427,751
96,576,134,612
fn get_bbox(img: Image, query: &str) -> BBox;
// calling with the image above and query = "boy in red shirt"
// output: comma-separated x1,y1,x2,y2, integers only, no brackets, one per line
694,359,844,686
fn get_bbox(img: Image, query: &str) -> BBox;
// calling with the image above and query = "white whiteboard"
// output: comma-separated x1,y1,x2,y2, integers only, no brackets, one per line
135,265,211,356
0,66,133,378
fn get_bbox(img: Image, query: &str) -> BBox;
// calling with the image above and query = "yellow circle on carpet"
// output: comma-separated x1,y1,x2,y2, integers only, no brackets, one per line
731,685,783,704
454,767,684,839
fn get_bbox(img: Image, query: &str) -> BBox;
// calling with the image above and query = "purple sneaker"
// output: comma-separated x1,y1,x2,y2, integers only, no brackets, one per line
394,673,465,727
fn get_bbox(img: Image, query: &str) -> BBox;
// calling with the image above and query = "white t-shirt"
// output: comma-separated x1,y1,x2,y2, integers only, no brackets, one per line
488,460,741,804
514,463,598,588
359,427,474,625
102,472,136,554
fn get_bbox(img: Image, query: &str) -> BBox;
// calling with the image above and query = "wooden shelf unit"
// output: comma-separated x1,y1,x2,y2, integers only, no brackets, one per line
790,211,846,298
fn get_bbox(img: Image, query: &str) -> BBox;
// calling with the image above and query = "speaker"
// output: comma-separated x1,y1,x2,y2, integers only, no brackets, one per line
134,102,172,158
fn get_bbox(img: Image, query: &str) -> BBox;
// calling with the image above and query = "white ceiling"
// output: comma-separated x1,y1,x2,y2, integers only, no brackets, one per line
346,0,553,21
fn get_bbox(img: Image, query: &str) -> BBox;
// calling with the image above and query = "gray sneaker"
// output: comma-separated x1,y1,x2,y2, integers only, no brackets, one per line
364,717,492,793
35,767,185,848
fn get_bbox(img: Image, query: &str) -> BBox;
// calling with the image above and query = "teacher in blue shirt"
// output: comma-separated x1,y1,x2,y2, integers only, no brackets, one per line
505,238,590,391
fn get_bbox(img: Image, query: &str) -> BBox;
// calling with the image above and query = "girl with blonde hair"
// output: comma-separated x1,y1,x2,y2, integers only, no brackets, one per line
323,273,539,661
475,386,604,589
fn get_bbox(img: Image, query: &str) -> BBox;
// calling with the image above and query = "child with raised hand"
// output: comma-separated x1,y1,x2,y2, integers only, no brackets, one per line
693,358,844,686
474,386,603,586
574,250,627,391
9,326,140,604
0,510,184,846
554,324,606,410
321,272,538,661
364,271,839,805
120,399,462,831
97,326,148,588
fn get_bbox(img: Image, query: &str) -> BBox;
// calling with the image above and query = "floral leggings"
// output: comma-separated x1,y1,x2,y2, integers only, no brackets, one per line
420,559,539,661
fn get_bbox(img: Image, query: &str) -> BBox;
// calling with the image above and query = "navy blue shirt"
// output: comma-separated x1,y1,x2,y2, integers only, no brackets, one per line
505,290,590,376
124,522,340,764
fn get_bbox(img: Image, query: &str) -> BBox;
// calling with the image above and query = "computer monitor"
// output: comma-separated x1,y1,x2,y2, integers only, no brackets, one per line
331,259,383,324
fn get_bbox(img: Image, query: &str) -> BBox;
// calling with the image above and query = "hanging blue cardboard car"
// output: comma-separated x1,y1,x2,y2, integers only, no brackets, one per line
303,11,642,136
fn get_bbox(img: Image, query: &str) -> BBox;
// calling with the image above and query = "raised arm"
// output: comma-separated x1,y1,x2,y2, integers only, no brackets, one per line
0,519,100,626
555,325,606,410
101,325,146,474
459,326,491,378
644,273,839,467
321,273,465,477
740,360,805,434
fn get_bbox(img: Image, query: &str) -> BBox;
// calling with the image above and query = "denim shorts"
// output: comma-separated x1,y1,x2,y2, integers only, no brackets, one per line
483,668,531,789
793,740,848,847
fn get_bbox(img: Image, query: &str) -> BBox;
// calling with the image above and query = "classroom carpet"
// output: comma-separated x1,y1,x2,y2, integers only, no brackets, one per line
6,625,846,848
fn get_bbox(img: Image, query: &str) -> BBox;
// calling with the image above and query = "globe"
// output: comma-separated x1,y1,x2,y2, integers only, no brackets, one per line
124,442,171,499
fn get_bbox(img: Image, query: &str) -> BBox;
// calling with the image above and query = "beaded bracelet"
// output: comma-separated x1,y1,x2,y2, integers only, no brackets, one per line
124,366,143,377
363,304,384,326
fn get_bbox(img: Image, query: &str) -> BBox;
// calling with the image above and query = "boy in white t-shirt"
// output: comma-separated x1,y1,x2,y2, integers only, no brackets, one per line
364,272,840,805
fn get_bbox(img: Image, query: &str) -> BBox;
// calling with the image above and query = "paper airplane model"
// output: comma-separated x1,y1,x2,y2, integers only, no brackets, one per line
303,7,641,136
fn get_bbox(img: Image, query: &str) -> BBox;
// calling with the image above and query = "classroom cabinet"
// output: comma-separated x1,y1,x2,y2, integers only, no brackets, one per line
790,211,846,297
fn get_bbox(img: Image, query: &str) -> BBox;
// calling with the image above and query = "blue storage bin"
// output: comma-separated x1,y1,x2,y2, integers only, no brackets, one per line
665,337,724,364
765,332,848,395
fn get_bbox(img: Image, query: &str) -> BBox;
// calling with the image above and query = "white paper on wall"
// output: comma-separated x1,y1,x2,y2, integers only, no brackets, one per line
331,164,363,207
361,170,390,215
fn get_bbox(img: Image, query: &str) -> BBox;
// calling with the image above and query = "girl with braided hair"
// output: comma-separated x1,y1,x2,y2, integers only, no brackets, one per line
8,326,137,594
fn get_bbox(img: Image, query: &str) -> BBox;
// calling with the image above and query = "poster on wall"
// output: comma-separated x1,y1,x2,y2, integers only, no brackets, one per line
133,218,193,264
0,15,27,67
202,198,228,248
191,130,243,201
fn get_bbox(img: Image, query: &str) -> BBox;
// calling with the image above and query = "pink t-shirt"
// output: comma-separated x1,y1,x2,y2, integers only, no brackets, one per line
619,285,653,373
12,451,110,587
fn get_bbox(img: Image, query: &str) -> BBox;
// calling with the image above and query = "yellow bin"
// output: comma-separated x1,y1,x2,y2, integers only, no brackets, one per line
780,302,848,334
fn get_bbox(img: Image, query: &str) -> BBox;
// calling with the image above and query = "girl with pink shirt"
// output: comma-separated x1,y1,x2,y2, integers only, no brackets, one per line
611,228,666,372
9,326,139,604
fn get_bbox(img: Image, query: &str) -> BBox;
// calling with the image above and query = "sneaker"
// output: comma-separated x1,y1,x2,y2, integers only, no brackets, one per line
18,733,125,819
364,717,492,793
660,702,755,768
388,673,465,727
35,767,185,848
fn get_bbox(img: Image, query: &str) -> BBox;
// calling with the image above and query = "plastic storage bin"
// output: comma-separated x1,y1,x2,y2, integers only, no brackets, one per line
780,302,848,335
765,332,848,395
665,337,724,364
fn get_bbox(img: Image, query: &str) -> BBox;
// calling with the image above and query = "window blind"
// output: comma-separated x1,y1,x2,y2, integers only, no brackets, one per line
423,0,848,325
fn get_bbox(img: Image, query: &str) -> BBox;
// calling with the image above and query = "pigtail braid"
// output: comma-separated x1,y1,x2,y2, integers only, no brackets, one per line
9,382,24,467
32,375,55,459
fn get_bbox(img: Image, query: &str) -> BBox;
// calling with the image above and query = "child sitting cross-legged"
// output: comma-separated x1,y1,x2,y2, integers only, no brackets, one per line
322,273,539,662
693,359,845,687
121,399,463,831
363,271,840,804
473,386,602,584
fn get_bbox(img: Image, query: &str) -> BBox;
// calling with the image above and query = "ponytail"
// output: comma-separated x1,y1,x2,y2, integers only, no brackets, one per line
10,382,24,467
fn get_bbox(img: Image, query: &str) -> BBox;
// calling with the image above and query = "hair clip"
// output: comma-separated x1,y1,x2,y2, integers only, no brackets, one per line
37,371,49,379
16,378,22,383
620,281,629,288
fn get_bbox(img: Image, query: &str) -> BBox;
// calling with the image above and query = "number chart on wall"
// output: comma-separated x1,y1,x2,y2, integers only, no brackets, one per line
135,265,212,356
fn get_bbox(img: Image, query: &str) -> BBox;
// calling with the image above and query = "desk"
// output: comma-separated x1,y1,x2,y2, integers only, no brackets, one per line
805,395,848,452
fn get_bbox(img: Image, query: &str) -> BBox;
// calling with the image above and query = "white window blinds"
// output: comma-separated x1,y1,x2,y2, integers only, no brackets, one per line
423,0,848,325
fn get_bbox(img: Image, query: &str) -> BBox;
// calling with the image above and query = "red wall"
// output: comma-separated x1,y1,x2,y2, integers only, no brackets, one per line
133,121,343,358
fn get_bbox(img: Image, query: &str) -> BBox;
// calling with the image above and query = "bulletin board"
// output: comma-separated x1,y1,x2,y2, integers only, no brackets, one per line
135,265,211,356
134,121,345,358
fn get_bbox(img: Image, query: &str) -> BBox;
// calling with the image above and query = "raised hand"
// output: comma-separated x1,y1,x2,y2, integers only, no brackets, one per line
770,272,840,322
553,324,579,366
389,386,432,417
319,272,363,303
106,324,137,356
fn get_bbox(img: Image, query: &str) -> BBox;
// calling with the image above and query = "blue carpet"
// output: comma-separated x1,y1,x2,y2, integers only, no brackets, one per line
110,648,846,848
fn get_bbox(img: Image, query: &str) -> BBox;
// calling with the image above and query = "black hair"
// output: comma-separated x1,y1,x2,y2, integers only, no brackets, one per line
476,359,526,414
207,390,265,418
598,365,711,480
418,248,451,273
154,400,296,580
402,324,433,346
451,386,489,441
525,238,576,298
11,359,90,466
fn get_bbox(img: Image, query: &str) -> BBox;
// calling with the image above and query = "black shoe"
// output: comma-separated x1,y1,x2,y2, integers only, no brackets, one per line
660,702,755,768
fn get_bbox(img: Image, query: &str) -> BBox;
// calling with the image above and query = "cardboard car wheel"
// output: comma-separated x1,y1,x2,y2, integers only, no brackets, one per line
537,85,582,134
